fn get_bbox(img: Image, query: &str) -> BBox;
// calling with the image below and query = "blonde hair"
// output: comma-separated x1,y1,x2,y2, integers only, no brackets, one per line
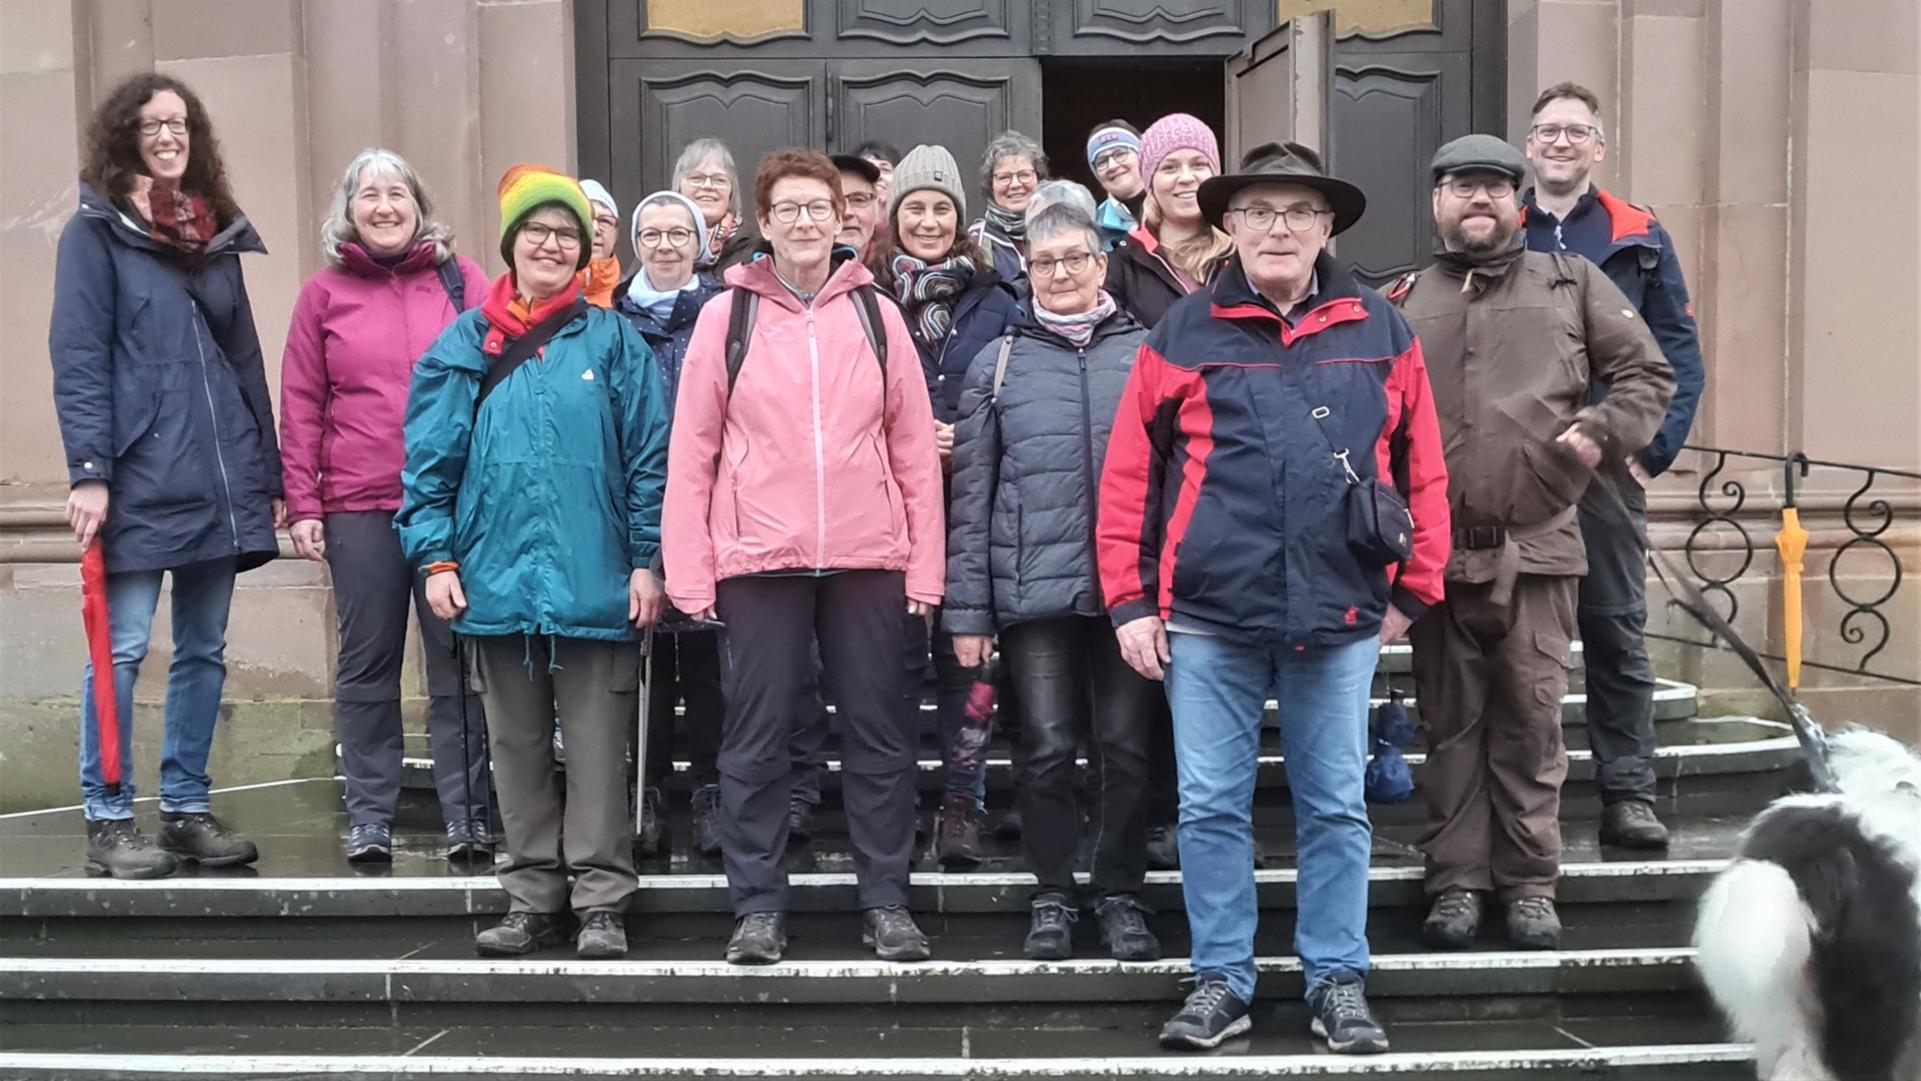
1144,191,1232,286
321,148,455,267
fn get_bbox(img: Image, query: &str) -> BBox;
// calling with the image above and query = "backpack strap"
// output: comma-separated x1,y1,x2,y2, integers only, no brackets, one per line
475,298,586,415
436,259,467,312
852,284,888,381
991,332,1016,401
723,287,759,396
1385,270,1420,306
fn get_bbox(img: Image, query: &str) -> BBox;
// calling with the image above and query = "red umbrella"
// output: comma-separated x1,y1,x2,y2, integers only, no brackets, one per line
80,543,123,793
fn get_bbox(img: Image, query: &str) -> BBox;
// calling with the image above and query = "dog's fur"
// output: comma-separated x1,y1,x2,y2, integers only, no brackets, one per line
1695,729,1921,1081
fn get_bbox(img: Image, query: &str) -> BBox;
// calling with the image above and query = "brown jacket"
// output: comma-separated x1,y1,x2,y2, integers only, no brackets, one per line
1395,245,1673,585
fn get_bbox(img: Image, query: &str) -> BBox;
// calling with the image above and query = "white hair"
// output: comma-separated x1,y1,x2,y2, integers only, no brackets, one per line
1025,202,1101,256
671,138,741,220
320,148,454,268
1026,180,1099,228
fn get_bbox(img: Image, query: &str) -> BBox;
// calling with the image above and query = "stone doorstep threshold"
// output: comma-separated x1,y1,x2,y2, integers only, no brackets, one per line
0,1045,1756,1078
0,860,1728,917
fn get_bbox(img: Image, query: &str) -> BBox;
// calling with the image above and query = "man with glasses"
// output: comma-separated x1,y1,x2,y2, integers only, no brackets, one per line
1103,142,1450,1054
831,153,886,269
1522,83,1706,851
1391,134,1674,954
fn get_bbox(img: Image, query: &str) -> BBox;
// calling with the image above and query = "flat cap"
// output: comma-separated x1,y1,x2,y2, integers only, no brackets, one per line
1430,134,1527,184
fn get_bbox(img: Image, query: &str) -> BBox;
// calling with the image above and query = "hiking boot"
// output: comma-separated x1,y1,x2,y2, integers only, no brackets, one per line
576,910,628,959
1422,887,1485,950
1144,823,1181,870
1600,799,1670,849
158,812,258,867
726,912,787,965
474,911,566,956
1158,977,1252,1050
1506,896,1563,950
787,796,816,846
345,822,392,864
691,784,724,857
446,819,495,863
634,787,664,857
862,905,931,962
935,793,983,869
993,807,1023,840
84,819,177,880
1309,977,1390,1054
1022,892,1078,960
1094,894,1161,962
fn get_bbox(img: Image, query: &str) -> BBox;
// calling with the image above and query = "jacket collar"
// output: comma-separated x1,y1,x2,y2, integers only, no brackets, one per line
1207,251,1367,342
77,183,266,259
1432,233,1527,279
1521,184,1658,248
337,241,439,278
725,247,874,312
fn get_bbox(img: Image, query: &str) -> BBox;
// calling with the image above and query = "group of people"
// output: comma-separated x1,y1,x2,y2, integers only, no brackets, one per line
49,71,1703,1055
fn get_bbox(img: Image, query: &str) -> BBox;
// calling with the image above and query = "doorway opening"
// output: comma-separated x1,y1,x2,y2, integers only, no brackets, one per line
1039,56,1227,199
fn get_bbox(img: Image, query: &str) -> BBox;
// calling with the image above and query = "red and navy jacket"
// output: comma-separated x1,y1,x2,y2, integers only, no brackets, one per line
1097,254,1451,646
1522,186,1704,477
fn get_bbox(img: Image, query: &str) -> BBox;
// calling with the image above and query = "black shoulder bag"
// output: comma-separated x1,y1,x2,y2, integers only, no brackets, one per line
475,298,587,415
1309,403,1416,566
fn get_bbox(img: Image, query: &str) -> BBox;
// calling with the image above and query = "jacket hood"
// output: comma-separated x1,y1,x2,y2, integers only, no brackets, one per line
723,247,877,310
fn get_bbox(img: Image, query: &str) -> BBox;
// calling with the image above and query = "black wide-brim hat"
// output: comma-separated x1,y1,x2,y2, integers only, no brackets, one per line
1197,142,1367,236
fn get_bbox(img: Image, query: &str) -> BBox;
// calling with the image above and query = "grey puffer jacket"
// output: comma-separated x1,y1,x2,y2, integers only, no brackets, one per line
943,307,1147,636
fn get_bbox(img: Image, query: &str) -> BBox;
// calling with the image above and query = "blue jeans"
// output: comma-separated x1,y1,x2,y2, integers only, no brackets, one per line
1165,631,1377,1003
78,559,237,821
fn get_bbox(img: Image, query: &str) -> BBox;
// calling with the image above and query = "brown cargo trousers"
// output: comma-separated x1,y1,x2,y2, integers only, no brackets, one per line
1410,574,1578,902
467,635,641,915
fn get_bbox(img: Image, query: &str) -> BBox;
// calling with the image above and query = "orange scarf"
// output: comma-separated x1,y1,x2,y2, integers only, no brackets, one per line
580,257,621,308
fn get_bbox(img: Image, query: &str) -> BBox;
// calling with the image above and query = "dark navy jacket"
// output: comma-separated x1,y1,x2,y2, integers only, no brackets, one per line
614,272,724,425
1522,186,1704,476
49,185,282,575
1097,254,1451,646
908,272,1023,424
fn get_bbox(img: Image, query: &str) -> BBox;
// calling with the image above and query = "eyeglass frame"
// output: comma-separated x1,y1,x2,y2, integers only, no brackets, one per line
518,221,583,249
1093,147,1137,173
137,118,189,138
683,172,732,190
1223,204,1335,234
1439,176,1517,199
768,200,839,224
1528,123,1600,146
992,168,1039,188
636,227,696,249
1028,249,1100,278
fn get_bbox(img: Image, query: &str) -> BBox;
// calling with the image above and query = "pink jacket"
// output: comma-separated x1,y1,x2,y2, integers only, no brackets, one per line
663,257,945,613
278,244,489,521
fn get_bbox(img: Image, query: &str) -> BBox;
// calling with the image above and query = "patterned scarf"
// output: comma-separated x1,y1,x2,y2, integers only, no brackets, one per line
890,252,976,343
129,174,215,266
982,202,1027,245
1034,289,1117,348
705,212,738,261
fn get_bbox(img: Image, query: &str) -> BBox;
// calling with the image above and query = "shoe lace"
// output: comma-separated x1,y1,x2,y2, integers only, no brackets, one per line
1433,889,1479,919
499,911,541,933
349,823,385,845
739,912,782,935
1032,898,1079,933
444,821,470,841
1317,980,1373,1025
1096,894,1152,929
582,911,620,933
871,905,921,937
1512,896,1556,920
1180,977,1234,1017
1616,801,1658,825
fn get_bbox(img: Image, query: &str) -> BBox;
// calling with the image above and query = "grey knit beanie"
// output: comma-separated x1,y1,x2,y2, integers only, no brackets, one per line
888,144,968,223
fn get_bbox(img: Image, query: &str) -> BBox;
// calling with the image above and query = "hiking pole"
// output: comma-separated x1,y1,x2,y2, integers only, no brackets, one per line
635,624,654,836
80,542,122,797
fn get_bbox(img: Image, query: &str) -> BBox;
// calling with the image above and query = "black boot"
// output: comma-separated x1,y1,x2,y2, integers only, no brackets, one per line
158,811,258,867
1093,894,1161,961
1422,887,1485,950
787,795,817,846
1144,823,1181,870
85,819,176,880
576,910,629,959
726,912,787,965
1022,893,1077,960
1600,799,1670,849
474,911,567,956
935,793,983,869
1506,896,1563,949
862,905,931,962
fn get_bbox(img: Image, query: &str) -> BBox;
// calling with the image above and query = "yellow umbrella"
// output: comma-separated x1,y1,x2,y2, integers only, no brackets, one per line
1775,455,1811,689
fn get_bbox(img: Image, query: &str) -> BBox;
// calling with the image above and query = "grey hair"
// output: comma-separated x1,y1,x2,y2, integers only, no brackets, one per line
321,148,454,267
1024,202,1102,256
1026,180,1098,229
671,138,741,219
980,130,1048,191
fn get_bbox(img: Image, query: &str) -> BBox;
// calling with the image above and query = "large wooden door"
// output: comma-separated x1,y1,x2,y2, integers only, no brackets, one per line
833,59,1041,192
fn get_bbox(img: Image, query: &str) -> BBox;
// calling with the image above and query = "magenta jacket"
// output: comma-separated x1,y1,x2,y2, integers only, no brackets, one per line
279,244,489,521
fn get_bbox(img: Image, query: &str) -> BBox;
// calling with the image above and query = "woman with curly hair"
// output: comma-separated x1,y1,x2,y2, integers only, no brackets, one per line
49,73,282,879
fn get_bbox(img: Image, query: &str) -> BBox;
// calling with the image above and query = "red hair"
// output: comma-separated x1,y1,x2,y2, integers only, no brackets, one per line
754,149,845,221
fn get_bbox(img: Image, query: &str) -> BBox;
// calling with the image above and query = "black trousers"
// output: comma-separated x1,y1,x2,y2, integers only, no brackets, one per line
1577,461,1658,803
1003,616,1156,899
643,629,723,789
715,571,917,915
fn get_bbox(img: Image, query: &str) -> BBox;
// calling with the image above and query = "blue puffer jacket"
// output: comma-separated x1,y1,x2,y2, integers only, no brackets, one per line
613,272,724,423
906,272,1023,424
397,297,670,642
49,185,282,575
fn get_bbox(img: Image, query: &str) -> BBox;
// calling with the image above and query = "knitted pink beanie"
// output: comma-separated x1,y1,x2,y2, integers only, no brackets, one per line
1138,113,1222,185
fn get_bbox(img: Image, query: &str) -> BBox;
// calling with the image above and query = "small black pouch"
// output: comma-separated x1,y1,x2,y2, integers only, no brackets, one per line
1311,405,1416,566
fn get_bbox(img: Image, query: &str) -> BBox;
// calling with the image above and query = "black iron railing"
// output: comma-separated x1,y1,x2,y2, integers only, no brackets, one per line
1653,445,1919,686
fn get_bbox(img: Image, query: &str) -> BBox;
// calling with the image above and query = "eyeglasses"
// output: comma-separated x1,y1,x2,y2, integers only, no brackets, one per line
1093,148,1136,172
844,192,877,209
770,200,837,224
992,169,1038,188
1225,205,1332,233
1443,177,1516,199
1530,123,1597,145
520,222,583,249
1029,251,1096,278
138,118,188,137
594,215,619,231
637,227,695,248
683,172,731,190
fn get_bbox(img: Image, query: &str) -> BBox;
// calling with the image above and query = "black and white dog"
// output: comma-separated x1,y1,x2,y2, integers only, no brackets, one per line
1694,728,1921,1081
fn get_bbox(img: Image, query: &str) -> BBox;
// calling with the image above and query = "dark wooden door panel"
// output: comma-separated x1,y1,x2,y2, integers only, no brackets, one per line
1329,57,1466,285
1053,0,1274,56
608,60,827,215
831,59,1042,186
835,0,1026,49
